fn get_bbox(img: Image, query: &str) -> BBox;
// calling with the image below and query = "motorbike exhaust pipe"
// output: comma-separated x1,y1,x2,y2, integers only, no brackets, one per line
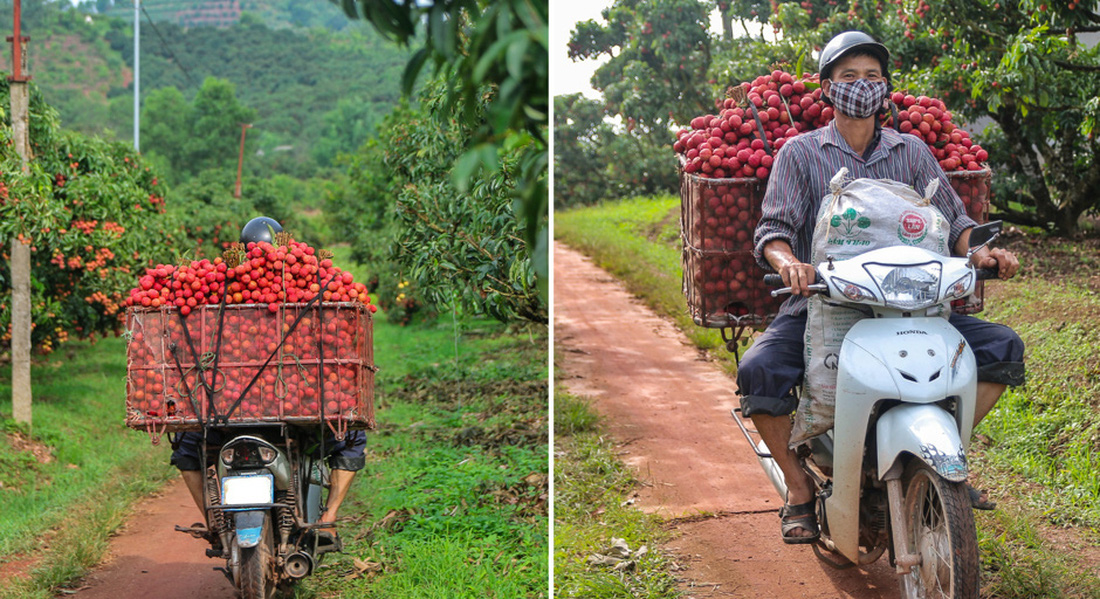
284,551,315,579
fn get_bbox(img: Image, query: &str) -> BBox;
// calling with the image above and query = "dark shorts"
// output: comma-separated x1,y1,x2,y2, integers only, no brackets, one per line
735,311,1026,417
170,429,367,472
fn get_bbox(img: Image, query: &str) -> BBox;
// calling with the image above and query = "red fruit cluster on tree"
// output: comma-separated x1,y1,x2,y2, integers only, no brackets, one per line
126,299,374,427
125,239,378,316
674,70,989,181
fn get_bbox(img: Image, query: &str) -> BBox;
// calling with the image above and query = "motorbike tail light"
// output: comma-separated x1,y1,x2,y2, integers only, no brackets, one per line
221,442,277,469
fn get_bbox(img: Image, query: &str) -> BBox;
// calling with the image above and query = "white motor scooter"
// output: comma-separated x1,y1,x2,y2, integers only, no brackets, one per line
732,220,1004,599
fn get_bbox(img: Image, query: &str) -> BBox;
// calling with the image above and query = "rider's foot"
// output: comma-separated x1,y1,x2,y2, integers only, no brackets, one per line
968,485,996,510
781,481,819,542
780,500,820,544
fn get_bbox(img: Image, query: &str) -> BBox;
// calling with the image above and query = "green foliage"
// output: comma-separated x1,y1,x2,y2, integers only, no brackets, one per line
380,84,545,324
568,0,713,127
140,78,256,183
335,0,549,300
553,93,678,209
563,0,1100,232
0,78,177,354
1,2,411,182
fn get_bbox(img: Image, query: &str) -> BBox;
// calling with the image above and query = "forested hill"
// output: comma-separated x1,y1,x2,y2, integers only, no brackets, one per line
0,0,410,177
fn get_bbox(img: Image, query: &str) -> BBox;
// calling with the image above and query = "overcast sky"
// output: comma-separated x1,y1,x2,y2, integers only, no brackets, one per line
550,0,616,99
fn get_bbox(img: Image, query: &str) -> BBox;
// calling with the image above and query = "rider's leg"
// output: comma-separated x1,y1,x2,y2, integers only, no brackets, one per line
974,382,1007,427
182,469,206,519
736,313,816,538
171,431,210,522
323,468,356,522
751,413,816,506
321,430,367,528
949,314,1025,427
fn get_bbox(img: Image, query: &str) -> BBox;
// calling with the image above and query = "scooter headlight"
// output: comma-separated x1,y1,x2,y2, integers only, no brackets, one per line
864,261,942,310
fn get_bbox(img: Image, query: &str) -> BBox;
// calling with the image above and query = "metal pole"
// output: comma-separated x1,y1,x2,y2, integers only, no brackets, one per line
234,123,252,198
133,0,140,151
8,0,32,427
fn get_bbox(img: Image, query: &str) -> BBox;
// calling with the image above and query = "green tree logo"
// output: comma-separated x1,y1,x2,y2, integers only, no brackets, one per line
830,208,872,238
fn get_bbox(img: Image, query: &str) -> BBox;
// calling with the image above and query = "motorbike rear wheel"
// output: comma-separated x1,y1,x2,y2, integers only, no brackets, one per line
897,461,979,599
238,514,276,599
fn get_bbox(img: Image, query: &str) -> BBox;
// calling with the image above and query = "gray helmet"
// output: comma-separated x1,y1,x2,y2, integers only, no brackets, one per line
818,31,890,81
240,216,283,245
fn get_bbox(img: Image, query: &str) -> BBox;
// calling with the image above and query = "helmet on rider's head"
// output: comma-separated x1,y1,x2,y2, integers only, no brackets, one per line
818,30,890,83
240,216,283,245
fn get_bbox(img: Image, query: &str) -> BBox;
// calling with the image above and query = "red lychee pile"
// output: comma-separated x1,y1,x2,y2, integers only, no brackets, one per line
125,237,376,427
127,304,371,423
674,70,988,180
126,239,377,316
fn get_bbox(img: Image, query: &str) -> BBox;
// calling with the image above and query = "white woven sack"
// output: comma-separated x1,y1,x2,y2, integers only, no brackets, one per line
791,168,951,446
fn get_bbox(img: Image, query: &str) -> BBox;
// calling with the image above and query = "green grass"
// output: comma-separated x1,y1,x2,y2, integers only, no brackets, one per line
0,337,178,599
0,314,548,599
556,195,1100,597
292,317,549,598
553,390,681,599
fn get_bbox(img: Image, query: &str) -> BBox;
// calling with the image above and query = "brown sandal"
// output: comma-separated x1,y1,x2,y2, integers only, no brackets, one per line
779,500,820,544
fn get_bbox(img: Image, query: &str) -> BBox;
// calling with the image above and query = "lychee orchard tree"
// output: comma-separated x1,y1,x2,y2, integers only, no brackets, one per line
0,78,179,355
559,0,713,206
564,0,1100,233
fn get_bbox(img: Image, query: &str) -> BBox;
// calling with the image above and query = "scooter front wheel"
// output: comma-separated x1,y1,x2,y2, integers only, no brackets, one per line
897,461,979,599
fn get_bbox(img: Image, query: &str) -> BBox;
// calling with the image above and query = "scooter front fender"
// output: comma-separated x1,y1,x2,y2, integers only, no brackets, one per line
876,404,968,482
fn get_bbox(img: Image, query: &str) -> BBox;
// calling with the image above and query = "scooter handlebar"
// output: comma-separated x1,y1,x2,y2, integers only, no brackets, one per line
975,267,1000,281
763,273,785,287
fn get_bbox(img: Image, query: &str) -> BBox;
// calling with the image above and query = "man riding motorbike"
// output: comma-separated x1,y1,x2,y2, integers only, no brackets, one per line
734,31,1026,544
171,216,366,551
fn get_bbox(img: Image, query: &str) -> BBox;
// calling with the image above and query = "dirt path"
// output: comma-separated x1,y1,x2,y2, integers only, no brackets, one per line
554,241,900,598
69,476,236,598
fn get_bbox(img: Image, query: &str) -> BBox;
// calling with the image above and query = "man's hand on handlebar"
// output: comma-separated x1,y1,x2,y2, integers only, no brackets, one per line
970,247,1019,280
780,261,818,297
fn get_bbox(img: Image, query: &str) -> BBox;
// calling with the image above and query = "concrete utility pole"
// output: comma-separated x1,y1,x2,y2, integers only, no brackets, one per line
234,123,252,198
133,0,140,151
8,0,32,426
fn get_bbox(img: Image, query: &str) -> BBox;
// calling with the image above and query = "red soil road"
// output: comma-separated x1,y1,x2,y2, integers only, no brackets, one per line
69,476,236,598
554,241,900,598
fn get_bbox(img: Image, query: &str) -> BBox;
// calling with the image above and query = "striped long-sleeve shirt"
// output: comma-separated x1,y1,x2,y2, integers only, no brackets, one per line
754,120,978,316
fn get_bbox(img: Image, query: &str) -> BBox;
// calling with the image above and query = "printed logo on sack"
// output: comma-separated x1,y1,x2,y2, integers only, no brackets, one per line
830,207,872,240
897,211,928,245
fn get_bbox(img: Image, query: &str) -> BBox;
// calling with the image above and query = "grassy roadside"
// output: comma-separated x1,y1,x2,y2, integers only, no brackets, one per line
553,389,681,599
0,314,548,598
292,316,549,598
556,197,1100,598
0,336,179,599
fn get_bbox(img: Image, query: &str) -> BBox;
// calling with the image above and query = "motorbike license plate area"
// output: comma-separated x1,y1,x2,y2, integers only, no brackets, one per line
221,473,274,506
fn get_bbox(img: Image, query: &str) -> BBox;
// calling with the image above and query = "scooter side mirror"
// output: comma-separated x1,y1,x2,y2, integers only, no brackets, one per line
968,221,1002,250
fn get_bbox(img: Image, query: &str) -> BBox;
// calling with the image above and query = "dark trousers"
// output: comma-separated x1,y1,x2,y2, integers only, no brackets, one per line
736,311,1025,417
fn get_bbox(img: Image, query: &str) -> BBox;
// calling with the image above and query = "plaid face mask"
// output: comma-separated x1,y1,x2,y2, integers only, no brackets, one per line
829,79,888,119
